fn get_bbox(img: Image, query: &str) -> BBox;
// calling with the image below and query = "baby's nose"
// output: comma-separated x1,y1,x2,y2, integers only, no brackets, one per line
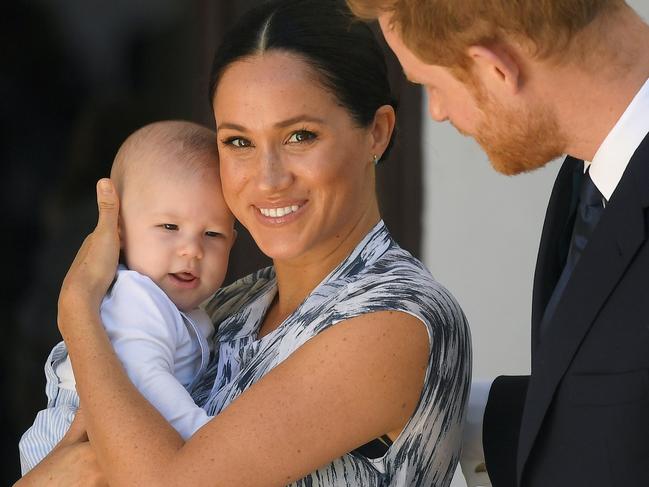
179,238,203,260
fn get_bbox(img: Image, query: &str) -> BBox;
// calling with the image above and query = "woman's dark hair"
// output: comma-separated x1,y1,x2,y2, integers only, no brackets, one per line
209,0,397,160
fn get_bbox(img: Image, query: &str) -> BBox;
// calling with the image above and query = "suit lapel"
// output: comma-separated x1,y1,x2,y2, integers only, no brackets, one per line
517,136,649,484
531,157,582,349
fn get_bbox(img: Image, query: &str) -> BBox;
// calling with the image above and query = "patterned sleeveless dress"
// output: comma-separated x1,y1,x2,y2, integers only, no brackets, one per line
192,221,471,486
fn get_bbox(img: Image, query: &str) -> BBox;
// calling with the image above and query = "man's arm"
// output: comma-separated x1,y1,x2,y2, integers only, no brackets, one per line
483,376,529,487
461,376,529,487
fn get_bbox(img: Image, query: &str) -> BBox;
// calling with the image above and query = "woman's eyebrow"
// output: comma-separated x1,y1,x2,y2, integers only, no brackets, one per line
217,115,326,133
216,122,248,133
274,115,325,128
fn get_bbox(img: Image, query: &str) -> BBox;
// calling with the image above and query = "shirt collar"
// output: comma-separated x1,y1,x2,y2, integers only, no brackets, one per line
586,77,649,201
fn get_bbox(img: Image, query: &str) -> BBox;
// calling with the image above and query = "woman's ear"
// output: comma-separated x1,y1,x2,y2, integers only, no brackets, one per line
467,44,521,95
369,104,396,161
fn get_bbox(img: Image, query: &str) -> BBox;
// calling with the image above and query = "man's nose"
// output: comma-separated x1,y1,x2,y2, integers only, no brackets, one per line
426,88,448,122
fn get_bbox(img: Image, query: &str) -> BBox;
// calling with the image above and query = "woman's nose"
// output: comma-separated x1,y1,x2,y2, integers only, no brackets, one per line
255,150,292,192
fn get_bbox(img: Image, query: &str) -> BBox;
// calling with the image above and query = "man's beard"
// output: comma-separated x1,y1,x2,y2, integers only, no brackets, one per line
467,90,567,176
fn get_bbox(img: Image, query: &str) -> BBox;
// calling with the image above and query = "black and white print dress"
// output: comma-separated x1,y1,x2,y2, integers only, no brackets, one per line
192,220,471,487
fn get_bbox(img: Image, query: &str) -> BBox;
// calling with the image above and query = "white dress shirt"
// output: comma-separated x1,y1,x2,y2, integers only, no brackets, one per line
460,76,649,487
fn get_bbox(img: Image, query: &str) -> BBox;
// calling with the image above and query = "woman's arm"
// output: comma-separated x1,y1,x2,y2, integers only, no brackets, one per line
15,410,107,487
58,179,430,487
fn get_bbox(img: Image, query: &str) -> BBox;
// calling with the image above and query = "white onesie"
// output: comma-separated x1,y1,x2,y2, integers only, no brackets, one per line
19,266,214,474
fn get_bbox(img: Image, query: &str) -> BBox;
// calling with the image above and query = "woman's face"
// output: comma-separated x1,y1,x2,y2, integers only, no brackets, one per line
213,51,381,264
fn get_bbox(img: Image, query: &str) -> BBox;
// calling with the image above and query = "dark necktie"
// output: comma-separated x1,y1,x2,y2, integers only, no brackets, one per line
539,168,606,337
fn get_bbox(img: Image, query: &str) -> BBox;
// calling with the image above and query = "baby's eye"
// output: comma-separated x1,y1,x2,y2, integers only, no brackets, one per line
286,130,317,144
222,136,252,148
161,224,178,231
205,231,223,238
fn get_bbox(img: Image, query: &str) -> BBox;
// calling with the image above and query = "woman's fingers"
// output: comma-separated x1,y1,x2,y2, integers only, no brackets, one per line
89,179,121,287
58,179,121,323
95,178,120,239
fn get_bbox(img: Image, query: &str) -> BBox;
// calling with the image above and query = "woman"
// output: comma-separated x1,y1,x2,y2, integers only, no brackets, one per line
18,0,470,485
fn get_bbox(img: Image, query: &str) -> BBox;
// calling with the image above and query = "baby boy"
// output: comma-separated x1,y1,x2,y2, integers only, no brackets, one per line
19,120,235,473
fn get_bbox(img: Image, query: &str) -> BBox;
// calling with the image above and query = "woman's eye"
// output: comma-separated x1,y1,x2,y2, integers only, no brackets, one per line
205,231,223,238
286,130,317,144
161,224,178,231
222,137,252,148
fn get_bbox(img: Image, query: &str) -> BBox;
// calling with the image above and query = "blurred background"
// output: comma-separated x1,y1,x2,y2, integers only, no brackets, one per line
3,0,647,485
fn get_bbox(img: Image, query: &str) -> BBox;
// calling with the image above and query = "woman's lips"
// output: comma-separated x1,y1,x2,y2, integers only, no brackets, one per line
254,201,306,224
168,272,199,289
258,204,299,218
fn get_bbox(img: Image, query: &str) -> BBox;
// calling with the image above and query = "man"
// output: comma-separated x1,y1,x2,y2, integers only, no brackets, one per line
347,1,649,486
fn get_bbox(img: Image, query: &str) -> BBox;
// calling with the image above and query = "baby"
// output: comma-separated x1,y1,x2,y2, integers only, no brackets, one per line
19,120,235,474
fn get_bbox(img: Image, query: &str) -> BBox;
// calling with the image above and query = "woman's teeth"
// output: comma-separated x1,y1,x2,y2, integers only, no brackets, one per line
259,205,300,218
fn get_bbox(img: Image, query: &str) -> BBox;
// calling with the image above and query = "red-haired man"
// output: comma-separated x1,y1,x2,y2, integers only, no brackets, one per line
348,1,649,486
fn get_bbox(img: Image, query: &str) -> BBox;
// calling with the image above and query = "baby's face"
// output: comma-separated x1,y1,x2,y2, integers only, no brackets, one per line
120,165,234,311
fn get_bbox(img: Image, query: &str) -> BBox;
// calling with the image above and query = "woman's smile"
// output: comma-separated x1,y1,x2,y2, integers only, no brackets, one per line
254,200,307,224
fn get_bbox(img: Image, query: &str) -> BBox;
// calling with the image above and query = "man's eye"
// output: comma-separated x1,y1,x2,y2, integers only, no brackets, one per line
205,231,223,238
222,137,252,148
161,224,178,231
286,130,317,144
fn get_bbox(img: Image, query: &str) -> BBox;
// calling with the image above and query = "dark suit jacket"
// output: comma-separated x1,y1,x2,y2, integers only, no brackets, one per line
483,132,649,487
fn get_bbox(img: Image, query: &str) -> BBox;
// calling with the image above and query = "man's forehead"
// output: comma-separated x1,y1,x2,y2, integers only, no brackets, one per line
377,15,407,55
377,21,425,80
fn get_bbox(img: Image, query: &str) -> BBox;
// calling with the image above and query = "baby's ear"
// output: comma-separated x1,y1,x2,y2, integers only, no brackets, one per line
231,228,238,245
117,214,125,249
117,215,128,265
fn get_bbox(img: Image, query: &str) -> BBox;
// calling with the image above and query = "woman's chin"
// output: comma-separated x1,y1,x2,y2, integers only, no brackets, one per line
256,241,305,262
248,230,312,261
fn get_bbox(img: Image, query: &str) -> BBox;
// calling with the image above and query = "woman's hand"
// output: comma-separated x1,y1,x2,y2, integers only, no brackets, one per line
14,410,107,487
58,179,120,335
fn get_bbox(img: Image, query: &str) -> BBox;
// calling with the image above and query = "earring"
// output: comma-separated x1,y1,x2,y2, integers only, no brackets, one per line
372,154,380,166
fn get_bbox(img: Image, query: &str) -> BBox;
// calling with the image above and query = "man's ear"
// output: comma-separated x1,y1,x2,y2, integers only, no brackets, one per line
467,45,522,95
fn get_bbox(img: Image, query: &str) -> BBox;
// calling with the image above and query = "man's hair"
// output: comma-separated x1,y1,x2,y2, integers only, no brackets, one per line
347,0,626,67
111,120,218,195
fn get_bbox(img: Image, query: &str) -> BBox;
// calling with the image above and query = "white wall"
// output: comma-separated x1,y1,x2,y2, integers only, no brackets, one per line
419,3,649,486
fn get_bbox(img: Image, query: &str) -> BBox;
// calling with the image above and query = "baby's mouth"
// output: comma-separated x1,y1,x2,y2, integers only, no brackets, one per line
168,272,199,288
172,272,196,281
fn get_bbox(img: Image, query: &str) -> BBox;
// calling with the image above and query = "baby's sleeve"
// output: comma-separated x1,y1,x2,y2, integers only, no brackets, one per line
18,342,80,475
101,271,212,439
